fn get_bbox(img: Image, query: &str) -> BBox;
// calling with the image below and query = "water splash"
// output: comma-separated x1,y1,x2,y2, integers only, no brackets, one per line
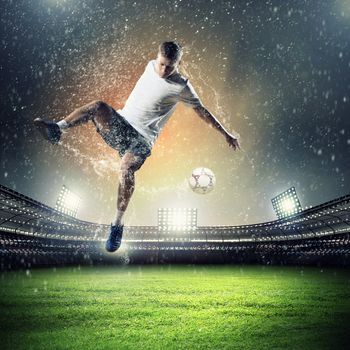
60,142,121,177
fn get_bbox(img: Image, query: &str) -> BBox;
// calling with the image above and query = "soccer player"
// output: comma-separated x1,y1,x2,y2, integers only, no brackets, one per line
34,41,240,252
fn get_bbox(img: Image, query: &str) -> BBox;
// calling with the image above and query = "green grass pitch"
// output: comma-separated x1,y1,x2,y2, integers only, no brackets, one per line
1,265,350,350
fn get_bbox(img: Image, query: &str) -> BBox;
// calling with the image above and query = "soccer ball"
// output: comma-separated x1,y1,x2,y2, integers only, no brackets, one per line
188,167,216,194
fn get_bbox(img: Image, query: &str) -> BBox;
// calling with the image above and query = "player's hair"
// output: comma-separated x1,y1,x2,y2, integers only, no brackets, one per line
159,41,183,62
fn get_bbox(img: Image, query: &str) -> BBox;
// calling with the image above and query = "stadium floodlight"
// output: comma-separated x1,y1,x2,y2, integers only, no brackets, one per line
158,208,197,231
55,185,81,218
271,187,302,219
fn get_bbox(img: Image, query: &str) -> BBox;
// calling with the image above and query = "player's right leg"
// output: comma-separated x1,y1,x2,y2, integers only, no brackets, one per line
105,151,147,252
33,100,115,144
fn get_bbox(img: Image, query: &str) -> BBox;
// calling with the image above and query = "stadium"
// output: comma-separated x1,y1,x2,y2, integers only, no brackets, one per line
1,183,350,269
1,183,350,349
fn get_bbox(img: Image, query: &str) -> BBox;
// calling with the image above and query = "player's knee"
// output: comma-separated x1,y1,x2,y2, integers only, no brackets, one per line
122,158,143,173
89,100,111,117
90,100,110,113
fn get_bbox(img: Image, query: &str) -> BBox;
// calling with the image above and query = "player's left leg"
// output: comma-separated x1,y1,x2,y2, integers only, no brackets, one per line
105,151,147,252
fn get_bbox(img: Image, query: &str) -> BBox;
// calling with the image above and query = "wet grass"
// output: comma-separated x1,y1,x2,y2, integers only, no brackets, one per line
1,265,350,349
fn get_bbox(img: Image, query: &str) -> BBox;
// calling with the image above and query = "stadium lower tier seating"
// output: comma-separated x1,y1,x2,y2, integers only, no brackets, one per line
1,231,349,269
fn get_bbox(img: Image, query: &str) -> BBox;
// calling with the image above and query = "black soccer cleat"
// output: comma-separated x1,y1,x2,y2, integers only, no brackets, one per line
105,224,124,252
33,118,62,144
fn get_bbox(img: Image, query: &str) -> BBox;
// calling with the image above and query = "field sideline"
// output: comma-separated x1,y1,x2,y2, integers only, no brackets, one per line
1,265,349,349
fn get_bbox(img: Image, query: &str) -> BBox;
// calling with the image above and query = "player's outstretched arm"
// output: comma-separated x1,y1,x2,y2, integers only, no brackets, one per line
193,105,240,151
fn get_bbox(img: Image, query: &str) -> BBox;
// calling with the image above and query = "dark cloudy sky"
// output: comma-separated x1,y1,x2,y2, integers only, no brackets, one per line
1,0,349,226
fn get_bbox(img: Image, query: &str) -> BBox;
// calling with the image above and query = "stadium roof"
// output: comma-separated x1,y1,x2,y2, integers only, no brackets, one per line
0,183,349,242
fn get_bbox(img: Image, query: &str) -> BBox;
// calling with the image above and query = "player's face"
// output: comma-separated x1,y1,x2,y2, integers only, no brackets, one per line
155,53,180,79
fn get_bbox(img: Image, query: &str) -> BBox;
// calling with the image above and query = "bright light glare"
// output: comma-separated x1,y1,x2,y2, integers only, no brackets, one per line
55,185,81,218
271,187,302,219
158,208,197,231
63,192,80,209
281,198,295,213
172,212,187,227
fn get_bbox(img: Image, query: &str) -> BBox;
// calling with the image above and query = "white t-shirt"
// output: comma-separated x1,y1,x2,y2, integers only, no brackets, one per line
117,60,203,147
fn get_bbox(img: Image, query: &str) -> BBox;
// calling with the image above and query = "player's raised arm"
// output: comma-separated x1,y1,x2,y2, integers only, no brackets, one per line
193,105,240,151
178,80,240,151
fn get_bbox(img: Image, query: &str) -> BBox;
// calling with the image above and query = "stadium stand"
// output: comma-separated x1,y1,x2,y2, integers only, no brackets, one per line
1,183,349,269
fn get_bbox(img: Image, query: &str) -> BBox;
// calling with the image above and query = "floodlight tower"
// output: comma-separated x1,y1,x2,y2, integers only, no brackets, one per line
271,187,302,219
55,185,81,218
158,208,198,232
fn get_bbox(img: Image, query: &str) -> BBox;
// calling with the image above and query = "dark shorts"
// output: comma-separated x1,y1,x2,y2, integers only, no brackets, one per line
94,109,152,160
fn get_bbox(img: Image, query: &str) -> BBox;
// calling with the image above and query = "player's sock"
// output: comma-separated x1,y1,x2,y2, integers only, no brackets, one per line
56,120,69,130
113,209,125,226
